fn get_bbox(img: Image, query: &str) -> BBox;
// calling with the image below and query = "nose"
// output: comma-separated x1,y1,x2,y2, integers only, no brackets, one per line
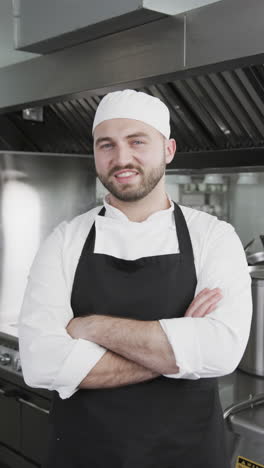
114,143,133,166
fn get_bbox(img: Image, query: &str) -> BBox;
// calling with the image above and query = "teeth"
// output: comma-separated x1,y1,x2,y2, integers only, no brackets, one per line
116,171,136,178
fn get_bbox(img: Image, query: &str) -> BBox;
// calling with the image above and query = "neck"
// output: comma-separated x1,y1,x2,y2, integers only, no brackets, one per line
106,186,171,222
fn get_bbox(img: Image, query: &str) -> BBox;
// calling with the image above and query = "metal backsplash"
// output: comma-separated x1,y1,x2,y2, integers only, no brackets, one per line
0,151,96,332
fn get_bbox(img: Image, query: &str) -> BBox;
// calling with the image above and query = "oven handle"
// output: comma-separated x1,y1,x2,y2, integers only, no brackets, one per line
18,397,50,415
1,386,49,415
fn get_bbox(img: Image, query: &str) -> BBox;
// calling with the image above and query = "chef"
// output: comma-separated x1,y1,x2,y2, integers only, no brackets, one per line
19,89,252,468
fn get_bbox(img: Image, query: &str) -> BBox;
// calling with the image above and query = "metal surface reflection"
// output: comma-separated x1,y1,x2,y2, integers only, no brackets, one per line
1,178,41,326
0,152,95,334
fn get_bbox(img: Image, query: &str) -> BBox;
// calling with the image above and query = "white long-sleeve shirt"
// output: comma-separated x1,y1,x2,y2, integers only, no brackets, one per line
18,193,252,399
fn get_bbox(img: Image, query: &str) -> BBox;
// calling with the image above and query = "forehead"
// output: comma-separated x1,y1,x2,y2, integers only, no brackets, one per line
93,118,161,140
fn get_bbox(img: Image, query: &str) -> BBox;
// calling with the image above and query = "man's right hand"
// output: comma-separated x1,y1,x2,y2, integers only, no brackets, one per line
185,288,222,318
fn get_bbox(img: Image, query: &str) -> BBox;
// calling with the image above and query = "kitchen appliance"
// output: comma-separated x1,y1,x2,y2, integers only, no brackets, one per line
247,252,264,265
244,238,255,254
0,331,51,468
224,392,264,467
220,370,264,468
0,151,96,467
248,266,264,274
239,270,264,377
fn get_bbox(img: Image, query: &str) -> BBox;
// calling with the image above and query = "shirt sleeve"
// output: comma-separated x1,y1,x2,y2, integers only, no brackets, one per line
18,222,107,399
159,220,252,379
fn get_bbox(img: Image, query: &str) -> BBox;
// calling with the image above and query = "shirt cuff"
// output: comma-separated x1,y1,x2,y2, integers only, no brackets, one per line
159,317,202,379
50,338,107,399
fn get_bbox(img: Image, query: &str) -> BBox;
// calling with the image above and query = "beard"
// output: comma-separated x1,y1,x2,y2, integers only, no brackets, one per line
96,154,166,202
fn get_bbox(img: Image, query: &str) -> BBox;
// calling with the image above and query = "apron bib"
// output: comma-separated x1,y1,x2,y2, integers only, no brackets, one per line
45,202,228,468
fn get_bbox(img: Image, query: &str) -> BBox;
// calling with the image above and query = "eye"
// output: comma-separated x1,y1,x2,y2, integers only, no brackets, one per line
100,143,113,150
132,140,144,145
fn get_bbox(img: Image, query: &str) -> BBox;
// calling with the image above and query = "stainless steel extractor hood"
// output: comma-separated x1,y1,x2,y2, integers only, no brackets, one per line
1,66,264,172
13,0,223,54
0,0,263,171
1,0,263,115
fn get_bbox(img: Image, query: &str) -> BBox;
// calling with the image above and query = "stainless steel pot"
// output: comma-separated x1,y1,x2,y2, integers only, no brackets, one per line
248,265,264,274
247,251,264,265
239,269,264,377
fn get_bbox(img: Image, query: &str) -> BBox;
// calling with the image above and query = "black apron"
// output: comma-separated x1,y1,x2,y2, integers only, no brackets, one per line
45,202,228,468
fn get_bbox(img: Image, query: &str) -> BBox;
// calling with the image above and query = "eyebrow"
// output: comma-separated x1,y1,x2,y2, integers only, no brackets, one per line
94,132,150,147
94,137,112,147
126,132,150,139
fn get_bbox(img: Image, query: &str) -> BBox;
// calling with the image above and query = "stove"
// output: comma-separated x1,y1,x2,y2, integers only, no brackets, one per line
0,330,52,468
0,337,21,377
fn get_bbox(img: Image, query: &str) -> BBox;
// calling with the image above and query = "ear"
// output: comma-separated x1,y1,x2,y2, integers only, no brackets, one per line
165,138,176,164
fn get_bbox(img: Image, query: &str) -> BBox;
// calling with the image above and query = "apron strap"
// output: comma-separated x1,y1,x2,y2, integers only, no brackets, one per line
85,206,105,253
173,202,196,266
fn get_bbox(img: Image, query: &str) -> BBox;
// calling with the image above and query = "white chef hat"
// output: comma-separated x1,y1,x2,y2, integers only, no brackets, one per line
92,89,170,139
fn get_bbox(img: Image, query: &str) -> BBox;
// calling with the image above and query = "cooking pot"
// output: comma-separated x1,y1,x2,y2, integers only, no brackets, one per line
248,265,264,274
238,268,264,377
247,251,264,265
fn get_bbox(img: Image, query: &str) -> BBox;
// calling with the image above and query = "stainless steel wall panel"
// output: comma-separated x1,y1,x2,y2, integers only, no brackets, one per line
0,151,96,327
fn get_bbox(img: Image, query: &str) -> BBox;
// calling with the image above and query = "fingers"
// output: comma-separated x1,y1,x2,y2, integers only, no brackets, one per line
203,302,218,316
185,288,222,318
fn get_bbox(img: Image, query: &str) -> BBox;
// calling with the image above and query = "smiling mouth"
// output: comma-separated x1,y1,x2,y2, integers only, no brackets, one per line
114,171,139,183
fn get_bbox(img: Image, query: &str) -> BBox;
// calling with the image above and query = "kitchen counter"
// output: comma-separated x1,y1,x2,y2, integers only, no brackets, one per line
0,323,18,337
218,368,264,412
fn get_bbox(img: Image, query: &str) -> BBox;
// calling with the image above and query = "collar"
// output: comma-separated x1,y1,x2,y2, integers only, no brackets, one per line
102,192,174,224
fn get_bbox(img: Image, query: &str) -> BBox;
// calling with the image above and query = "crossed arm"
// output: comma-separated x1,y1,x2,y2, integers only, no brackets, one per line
66,288,222,389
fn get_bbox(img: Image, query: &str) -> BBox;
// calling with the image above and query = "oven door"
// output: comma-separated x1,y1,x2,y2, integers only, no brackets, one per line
19,393,50,466
0,377,51,467
0,380,20,452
